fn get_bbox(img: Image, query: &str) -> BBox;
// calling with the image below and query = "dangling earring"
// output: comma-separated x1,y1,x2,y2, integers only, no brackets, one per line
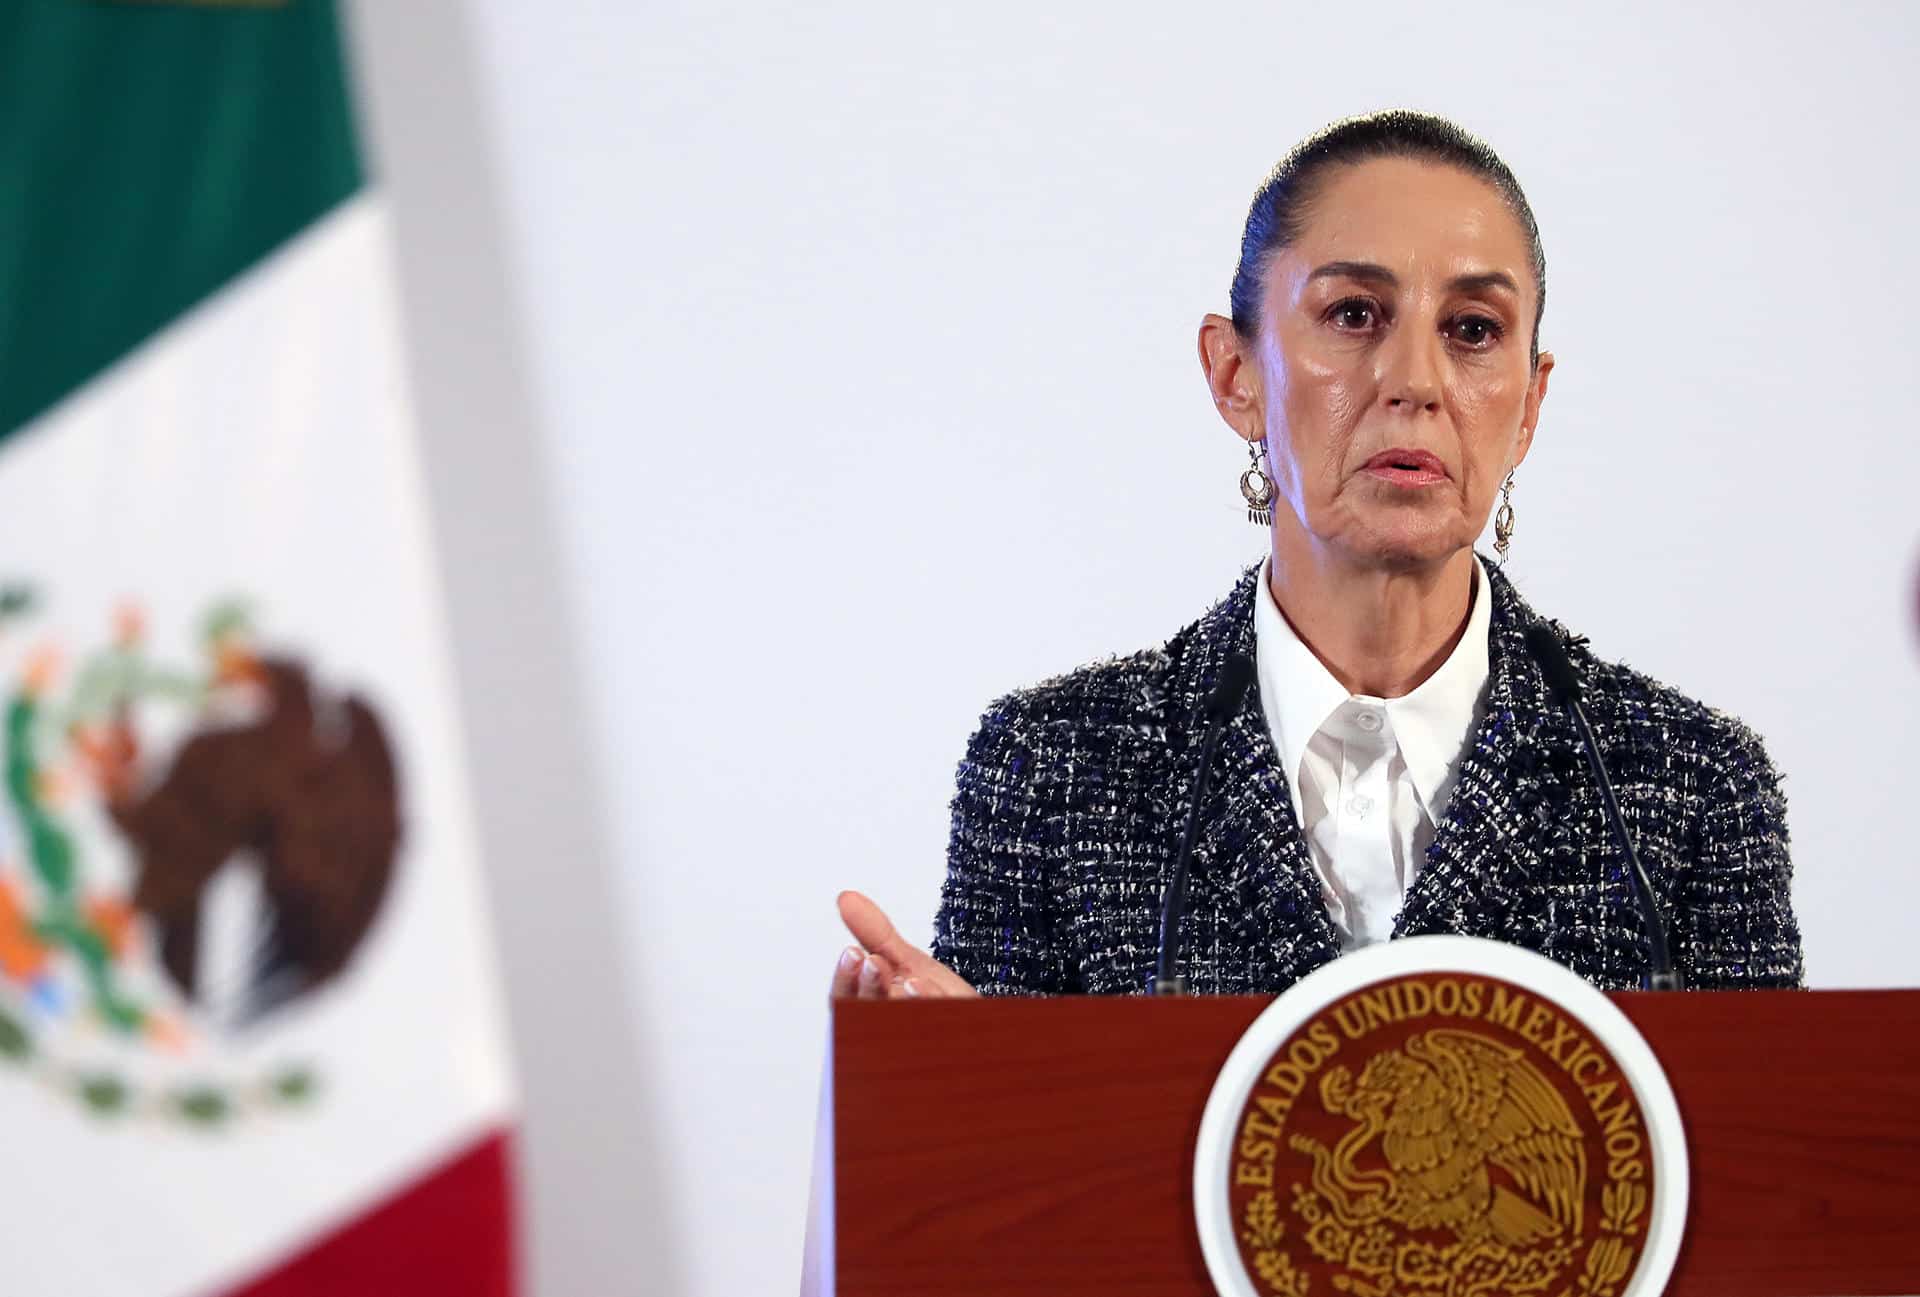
1239,439,1275,526
1493,471,1516,562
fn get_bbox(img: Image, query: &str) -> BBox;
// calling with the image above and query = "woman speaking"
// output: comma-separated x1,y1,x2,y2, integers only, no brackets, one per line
830,111,1803,1000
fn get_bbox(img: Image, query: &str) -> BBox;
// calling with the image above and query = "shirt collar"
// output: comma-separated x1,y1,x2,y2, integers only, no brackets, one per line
1252,555,1492,824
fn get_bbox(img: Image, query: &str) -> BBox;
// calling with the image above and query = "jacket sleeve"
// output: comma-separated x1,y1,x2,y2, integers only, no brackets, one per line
929,700,1076,995
1678,721,1805,989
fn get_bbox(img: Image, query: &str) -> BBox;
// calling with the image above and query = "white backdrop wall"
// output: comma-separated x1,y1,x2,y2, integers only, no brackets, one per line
356,3,1920,1294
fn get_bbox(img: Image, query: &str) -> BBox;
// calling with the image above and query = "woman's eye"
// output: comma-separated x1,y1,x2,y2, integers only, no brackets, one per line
1329,299,1379,330
1449,315,1503,347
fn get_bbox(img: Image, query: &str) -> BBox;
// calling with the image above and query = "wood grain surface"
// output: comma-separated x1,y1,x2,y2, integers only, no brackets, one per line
832,991,1920,1296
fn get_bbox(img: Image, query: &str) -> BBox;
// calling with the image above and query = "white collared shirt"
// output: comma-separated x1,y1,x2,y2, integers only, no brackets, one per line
1252,557,1492,950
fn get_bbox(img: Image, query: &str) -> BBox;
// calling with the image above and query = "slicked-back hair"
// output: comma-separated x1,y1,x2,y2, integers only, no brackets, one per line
1230,111,1546,367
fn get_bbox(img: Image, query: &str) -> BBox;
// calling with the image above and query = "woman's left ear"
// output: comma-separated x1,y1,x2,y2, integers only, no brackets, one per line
1515,351,1554,467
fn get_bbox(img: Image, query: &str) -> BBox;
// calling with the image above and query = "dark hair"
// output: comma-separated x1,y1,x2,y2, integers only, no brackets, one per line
1229,110,1546,367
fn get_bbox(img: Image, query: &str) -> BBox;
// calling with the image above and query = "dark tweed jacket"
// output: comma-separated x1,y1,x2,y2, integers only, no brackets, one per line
930,559,1803,996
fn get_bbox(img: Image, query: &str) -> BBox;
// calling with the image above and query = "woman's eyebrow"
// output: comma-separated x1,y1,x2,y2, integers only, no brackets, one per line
1449,270,1520,297
1305,262,1520,297
1307,260,1396,287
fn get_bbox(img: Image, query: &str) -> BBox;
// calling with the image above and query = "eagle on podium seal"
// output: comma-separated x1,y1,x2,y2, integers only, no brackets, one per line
1196,938,1687,1297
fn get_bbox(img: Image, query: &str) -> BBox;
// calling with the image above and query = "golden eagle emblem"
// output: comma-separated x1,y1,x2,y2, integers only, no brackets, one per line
1294,1028,1586,1250
1223,974,1657,1297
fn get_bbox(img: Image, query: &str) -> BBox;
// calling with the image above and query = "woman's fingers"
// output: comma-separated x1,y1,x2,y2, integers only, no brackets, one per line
836,890,923,974
901,959,979,998
834,890,980,999
856,951,894,998
829,945,864,999
829,944,902,1000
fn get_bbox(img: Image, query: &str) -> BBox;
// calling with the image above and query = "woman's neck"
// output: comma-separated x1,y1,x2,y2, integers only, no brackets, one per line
1266,533,1477,699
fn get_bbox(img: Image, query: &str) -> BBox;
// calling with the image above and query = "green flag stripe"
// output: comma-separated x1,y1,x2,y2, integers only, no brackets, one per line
0,0,363,441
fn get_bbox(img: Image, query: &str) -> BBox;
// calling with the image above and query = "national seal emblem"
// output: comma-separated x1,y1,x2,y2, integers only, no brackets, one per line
1196,937,1687,1297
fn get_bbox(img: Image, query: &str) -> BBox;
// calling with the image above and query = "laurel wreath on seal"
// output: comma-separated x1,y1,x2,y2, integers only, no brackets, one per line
1564,1180,1647,1297
1239,1188,1309,1297
1238,1179,1648,1297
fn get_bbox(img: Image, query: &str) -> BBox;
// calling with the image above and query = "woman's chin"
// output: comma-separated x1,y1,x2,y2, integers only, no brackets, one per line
1338,522,1471,572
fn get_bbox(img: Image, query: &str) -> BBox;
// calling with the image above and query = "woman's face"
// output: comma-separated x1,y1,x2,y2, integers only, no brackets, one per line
1203,157,1553,572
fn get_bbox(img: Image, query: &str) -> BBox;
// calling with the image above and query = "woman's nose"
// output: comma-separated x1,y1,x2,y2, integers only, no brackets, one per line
1378,324,1444,414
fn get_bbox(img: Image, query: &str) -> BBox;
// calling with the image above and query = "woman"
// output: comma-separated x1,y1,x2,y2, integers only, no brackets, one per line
830,110,1803,1001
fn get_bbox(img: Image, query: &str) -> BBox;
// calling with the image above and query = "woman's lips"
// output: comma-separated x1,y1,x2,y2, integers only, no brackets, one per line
1361,448,1449,486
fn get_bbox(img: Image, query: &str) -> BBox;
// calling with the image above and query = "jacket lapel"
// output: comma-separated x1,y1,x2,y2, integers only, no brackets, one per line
1392,562,1569,941
1161,566,1339,992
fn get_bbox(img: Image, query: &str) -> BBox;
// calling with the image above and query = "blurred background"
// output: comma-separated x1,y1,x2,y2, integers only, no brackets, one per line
1,2,1916,1295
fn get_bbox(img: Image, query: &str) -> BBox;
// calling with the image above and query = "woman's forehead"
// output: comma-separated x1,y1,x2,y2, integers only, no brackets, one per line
1276,157,1533,288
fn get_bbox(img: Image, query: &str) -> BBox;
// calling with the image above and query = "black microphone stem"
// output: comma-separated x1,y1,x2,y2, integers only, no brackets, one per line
1154,722,1227,996
1524,622,1683,991
1154,654,1254,996
1563,698,1682,991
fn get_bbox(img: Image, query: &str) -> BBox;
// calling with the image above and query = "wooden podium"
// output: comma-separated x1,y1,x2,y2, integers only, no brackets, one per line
814,991,1920,1296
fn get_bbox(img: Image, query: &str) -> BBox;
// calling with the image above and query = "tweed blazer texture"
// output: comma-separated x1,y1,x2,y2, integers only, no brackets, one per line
930,559,1804,996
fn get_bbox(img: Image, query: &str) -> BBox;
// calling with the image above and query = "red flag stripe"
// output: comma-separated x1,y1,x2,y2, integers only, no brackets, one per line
227,1129,516,1297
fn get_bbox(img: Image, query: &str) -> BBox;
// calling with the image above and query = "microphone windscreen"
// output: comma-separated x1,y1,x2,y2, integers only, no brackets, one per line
1205,653,1256,721
1524,621,1583,704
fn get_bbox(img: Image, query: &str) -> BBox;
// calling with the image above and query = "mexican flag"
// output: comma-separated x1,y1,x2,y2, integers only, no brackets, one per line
0,3,518,1294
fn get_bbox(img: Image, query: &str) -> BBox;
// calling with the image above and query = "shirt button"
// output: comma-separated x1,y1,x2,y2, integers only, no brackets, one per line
1355,710,1382,733
1348,794,1374,818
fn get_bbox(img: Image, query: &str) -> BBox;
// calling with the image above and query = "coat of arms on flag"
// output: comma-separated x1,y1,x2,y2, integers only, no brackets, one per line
0,593,402,1125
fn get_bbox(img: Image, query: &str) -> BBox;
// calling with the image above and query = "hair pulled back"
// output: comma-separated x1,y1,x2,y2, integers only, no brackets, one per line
1230,110,1546,366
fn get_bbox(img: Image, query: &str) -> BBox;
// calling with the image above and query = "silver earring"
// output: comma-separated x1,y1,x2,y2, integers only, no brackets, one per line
1493,471,1516,562
1239,440,1275,526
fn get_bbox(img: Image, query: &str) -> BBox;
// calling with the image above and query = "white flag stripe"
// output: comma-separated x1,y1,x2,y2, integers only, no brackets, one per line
0,194,515,1297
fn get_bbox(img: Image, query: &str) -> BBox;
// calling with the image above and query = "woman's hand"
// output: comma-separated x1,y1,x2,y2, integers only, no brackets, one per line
829,890,977,1000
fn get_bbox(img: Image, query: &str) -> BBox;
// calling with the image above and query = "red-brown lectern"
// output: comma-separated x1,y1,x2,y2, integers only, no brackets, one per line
808,991,1920,1296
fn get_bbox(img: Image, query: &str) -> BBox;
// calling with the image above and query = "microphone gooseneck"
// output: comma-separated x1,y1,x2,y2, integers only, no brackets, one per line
1522,622,1684,991
1153,653,1255,996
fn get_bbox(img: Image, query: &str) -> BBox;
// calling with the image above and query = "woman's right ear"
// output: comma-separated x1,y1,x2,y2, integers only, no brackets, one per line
1197,314,1263,442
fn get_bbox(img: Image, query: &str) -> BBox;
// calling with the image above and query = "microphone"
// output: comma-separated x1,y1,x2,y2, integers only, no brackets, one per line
1153,653,1255,996
1522,622,1684,991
